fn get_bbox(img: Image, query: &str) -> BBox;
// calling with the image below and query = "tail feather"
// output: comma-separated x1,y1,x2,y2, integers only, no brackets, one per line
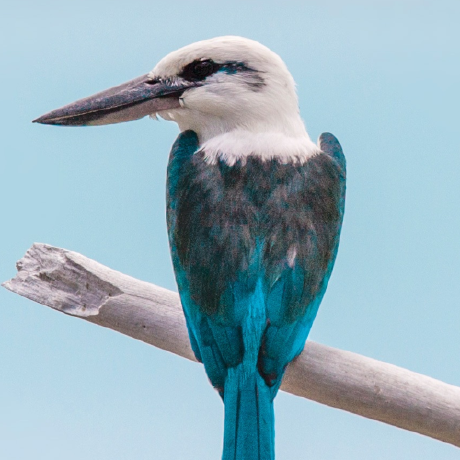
223,368,275,460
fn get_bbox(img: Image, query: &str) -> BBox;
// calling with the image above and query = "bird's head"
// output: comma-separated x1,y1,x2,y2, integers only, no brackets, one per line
35,36,317,161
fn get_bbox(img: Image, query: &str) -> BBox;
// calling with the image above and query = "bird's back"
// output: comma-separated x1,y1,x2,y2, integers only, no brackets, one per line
168,129,345,385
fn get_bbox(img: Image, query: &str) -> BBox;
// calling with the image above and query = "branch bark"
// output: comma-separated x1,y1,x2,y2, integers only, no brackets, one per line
3,243,460,447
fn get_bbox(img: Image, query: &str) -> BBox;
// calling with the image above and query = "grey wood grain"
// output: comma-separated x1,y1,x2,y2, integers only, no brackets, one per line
3,243,460,447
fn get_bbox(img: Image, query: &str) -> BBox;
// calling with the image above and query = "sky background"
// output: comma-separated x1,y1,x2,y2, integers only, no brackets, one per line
1,1,460,459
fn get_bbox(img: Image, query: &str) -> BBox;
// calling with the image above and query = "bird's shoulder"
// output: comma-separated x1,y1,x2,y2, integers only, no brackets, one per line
318,131,346,173
167,130,346,237
167,130,345,191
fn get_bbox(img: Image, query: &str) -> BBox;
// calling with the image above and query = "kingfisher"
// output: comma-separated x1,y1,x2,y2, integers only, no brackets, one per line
34,36,346,460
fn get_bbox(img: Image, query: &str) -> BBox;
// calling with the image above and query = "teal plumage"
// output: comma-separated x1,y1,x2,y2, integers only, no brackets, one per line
167,130,346,459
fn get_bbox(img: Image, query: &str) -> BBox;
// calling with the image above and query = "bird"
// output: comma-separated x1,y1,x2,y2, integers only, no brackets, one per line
34,36,346,460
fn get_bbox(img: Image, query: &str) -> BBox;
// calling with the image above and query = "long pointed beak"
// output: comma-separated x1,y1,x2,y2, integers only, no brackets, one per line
33,74,189,126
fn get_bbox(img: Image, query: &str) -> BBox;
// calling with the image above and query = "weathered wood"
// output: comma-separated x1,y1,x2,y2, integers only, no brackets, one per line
3,243,460,447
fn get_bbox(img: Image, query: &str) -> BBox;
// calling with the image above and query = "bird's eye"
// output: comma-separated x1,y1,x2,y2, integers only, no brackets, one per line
193,60,215,78
180,59,220,81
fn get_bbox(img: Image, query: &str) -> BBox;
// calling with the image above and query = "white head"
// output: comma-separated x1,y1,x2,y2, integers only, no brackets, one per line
35,36,319,164
152,36,318,163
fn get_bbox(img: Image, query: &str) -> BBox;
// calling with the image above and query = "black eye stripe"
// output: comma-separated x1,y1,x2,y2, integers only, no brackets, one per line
179,59,222,82
177,60,264,90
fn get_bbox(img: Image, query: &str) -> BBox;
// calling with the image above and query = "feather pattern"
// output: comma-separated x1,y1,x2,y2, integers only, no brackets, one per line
167,130,346,459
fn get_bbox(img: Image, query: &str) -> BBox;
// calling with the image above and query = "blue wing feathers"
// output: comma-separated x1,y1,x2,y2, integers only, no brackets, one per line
167,130,346,459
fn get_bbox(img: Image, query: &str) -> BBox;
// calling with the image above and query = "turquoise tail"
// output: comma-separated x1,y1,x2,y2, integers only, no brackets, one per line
222,369,275,460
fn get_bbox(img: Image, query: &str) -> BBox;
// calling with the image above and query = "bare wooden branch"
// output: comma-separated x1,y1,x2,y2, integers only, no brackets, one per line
3,243,460,447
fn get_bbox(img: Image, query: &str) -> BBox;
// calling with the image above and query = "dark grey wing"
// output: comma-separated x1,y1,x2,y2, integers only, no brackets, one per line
258,133,346,390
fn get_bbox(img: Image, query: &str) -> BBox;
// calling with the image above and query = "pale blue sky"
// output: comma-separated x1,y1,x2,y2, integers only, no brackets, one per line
1,1,459,459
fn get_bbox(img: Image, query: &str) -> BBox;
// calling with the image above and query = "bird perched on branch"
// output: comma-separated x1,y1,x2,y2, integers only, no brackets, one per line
35,36,346,460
